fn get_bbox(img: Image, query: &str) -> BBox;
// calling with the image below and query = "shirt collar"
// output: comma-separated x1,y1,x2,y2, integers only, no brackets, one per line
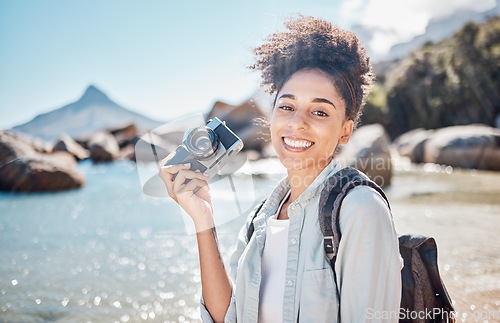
298,157,342,202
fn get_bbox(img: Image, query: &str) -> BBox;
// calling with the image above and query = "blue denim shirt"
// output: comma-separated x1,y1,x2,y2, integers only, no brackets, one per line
201,159,402,323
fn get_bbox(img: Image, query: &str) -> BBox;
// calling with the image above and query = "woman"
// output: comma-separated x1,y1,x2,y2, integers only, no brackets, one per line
159,15,402,323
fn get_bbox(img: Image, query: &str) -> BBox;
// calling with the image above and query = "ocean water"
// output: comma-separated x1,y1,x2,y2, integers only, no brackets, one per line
1,160,499,322
0,160,275,323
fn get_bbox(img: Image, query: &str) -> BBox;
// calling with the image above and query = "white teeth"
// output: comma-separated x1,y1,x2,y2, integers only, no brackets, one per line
284,137,313,148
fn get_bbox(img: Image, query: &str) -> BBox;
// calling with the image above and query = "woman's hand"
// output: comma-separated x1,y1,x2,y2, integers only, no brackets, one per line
159,153,214,231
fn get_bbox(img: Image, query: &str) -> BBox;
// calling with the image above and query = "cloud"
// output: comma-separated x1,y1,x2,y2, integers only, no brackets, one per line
340,0,367,25
343,0,497,54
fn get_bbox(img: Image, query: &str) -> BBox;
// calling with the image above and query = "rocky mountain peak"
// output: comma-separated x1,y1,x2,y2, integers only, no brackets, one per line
78,85,112,105
12,85,162,142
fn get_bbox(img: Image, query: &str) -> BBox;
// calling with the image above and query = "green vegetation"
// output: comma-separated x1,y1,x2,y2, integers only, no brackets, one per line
361,16,500,138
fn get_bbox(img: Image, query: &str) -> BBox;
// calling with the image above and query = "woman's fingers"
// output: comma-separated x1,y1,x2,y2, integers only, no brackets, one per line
159,152,177,182
158,153,184,199
159,162,190,189
163,163,190,176
158,151,210,200
158,169,176,200
173,169,209,193
157,152,213,225
179,178,209,195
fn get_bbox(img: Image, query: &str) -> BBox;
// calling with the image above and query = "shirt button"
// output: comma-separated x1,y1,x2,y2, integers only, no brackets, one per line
291,239,297,244
287,280,294,286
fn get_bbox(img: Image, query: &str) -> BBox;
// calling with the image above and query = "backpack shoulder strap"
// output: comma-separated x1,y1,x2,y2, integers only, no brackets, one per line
246,198,267,242
318,167,389,266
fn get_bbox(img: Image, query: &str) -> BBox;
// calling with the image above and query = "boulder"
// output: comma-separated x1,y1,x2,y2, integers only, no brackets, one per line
0,150,85,192
0,131,85,192
87,131,120,162
423,124,500,170
108,123,138,148
0,131,45,166
337,124,392,186
118,144,136,161
75,137,90,150
28,136,49,154
52,134,89,161
393,128,434,163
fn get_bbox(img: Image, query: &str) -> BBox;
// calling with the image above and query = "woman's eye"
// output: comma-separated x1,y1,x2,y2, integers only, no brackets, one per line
279,105,293,111
313,110,328,117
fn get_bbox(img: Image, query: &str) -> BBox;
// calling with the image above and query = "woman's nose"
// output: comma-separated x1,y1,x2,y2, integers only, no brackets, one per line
288,109,308,130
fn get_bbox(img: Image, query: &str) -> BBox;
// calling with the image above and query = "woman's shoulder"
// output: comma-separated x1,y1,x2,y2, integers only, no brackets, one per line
339,185,392,226
344,185,387,205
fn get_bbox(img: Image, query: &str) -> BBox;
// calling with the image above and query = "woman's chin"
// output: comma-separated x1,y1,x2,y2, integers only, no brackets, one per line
278,156,315,171
277,153,332,173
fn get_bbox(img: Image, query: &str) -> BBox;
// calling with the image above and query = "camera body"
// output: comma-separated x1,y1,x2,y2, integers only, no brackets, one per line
165,117,244,180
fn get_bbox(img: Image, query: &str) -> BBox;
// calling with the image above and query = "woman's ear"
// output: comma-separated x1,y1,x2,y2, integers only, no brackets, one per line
338,119,354,145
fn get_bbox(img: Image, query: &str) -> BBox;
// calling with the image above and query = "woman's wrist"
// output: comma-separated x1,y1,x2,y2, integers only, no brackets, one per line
193,214,216,233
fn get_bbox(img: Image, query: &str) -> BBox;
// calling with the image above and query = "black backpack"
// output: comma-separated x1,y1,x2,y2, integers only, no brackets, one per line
247,167,455,323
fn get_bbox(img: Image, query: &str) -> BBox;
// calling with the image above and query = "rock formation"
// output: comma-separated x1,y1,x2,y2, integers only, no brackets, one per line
0,131,85,192
0,152,85,192
423,124,500,170
393,128,435,164
337,124,393,186
52,134,89,161
86,131,120,162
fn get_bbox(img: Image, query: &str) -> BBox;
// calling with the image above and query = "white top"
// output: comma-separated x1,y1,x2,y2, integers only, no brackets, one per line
200,159,403,323
258,190,290,323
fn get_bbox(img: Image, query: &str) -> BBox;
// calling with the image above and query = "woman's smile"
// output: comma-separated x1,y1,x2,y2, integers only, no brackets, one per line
282,136,315,151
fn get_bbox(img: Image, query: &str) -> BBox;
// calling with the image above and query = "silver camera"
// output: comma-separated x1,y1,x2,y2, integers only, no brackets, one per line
165,117,244,181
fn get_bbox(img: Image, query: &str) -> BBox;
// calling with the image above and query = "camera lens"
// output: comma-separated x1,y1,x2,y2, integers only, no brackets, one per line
185,126,219,159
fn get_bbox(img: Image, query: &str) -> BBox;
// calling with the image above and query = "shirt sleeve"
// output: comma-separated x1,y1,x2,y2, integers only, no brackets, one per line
335,186,403,323
199,203,259,323
200,290,237,323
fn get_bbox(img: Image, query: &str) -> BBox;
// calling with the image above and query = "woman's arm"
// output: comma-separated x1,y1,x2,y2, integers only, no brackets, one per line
159,155,231,322
196,227,232,322
335,186,402,323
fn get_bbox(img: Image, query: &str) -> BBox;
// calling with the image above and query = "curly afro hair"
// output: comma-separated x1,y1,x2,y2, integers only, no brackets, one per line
251,15,374,126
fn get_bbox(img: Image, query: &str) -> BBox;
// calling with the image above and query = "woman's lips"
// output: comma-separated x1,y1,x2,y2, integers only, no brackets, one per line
282,137,314,152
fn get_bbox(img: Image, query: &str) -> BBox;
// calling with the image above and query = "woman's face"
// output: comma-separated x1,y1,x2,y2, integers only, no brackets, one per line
270,68,353,174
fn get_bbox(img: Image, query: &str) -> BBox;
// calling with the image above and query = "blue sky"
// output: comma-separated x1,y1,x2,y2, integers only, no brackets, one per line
0,0,495,129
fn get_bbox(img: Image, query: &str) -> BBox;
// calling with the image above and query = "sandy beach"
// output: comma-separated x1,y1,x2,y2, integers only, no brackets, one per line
387,166,500,322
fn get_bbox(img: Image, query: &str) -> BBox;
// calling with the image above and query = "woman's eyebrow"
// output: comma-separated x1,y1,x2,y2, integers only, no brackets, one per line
312,97,336,109
277,94,337,110
277,94,295,100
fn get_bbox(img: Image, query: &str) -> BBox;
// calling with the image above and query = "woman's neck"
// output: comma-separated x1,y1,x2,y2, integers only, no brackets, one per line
286,166,323,202
277,158,333,220
277,167,323,220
